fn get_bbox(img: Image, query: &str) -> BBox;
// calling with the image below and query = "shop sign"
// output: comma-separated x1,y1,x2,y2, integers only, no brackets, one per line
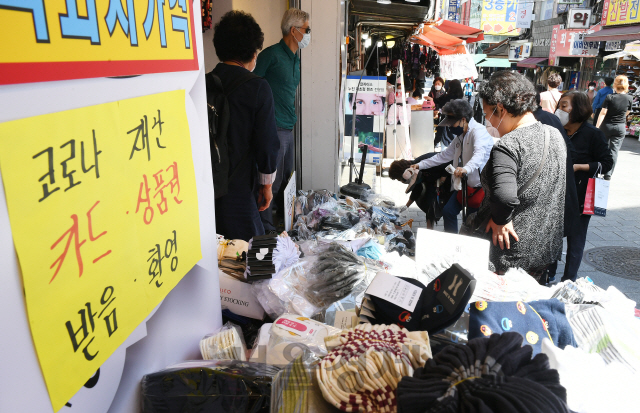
481,0,520,36
0,90,202,411
558,0,589,14
0,0,198,85
605,40,623,51
602,0,640,26
570,32,600,56
516,2,534,29
509,41,532,60
543,0,555,20
567,8,593,29
550,24,599,65
448,0,460,23
533,38,552,47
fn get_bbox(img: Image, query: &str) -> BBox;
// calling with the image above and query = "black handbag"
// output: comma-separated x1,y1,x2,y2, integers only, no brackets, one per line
460,127,550,238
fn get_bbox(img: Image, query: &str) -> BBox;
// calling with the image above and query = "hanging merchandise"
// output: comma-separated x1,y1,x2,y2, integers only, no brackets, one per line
439,52,479,81
202,0,213,32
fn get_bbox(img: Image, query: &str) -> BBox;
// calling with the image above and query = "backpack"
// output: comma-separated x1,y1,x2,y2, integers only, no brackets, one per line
206,69,258,199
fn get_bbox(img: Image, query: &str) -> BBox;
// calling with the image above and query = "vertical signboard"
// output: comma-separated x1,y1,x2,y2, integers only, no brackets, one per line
516,2,534,29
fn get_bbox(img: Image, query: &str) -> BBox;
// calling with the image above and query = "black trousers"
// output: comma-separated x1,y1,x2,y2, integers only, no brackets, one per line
548,214,591,282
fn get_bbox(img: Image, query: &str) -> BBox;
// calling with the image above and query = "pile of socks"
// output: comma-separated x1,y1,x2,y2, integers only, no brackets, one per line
397,332,570,413
316,324,431,413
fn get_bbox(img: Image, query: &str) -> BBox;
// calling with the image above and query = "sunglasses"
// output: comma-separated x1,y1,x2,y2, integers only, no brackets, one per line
296,26,311,34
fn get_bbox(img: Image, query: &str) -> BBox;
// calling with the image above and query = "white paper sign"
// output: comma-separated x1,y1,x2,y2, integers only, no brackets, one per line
365,272,422,312
516,3,534,29
416,228,490,275
284,171,296,232
219,272,265,320
570,33,599,56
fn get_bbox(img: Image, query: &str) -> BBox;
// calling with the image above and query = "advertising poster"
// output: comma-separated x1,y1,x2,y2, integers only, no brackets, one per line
481,0,520,36
516,2,534,29
344,76,387,164
602,0,640,26
0,90,201,411
0,0,198,85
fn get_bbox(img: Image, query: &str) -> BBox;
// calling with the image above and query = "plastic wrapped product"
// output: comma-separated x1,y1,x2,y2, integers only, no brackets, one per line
200,322,248,361
141,360,280,413
271,350,337,413
267,314,341,366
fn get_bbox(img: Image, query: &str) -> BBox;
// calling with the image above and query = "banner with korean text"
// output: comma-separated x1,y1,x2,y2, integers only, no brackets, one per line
0,0,198,85
481,0,520,36
602,0,640,26
0,90,201,411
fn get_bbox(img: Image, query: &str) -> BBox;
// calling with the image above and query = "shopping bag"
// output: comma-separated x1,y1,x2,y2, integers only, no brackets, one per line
593,177,610,217
582,178,595,215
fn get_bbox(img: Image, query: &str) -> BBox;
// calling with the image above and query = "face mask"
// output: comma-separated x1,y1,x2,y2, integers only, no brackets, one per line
435,85,442,91
295,28,311,49
589,86,595,91
450,126,464,136
555,109,570,126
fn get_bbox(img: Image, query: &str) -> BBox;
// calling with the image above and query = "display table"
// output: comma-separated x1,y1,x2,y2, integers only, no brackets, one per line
409,108,435,157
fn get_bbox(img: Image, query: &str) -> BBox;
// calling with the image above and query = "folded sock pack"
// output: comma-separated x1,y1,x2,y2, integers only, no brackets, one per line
468,299,576,355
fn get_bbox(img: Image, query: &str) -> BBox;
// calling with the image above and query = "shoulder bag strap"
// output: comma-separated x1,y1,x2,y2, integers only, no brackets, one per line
518,126,550,197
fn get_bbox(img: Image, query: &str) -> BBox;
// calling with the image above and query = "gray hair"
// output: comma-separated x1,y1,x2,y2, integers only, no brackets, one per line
442,99,473,121
281,8,309,36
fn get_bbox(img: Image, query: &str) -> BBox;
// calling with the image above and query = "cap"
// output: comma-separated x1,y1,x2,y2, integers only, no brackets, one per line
437,113,463,127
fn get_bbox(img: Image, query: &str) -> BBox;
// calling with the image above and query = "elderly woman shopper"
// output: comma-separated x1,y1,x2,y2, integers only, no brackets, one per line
472,71,567,282
552,91,613,282
411,99,494,233
210,11,280,241
597,75,632,180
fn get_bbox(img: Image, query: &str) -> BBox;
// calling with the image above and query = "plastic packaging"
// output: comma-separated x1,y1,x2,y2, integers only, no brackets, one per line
267,314,341,366
271,350,336,413
141,360,279,413
356,239,384,260
200,322,247,361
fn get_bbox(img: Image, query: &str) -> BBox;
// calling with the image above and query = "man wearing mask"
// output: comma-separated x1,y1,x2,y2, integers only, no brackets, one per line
254,8,310,233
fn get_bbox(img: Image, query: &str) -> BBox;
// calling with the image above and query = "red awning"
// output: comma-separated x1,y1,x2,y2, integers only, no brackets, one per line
435,20,485,44
517,57,548,68
410,27,464,55
584,25,640,42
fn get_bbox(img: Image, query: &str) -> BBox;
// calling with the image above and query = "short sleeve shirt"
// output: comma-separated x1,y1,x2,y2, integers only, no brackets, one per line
602,93,633,124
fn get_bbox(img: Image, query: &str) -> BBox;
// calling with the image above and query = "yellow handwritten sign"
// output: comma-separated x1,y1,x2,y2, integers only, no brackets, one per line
0,0,198,85
602,0,640,26
0,90,201,412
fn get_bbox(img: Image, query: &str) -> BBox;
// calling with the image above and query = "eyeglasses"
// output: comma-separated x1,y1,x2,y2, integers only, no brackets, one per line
296,27,311,34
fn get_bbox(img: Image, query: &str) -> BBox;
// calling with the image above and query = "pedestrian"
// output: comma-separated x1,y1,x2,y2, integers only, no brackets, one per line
472,71,567,282
553,91,613,282
533,85,580,283
586,81,597,105
592,77,614,125
425,76,447,109
411,99,494,233
210,11,280,241
436,79,464,147
463,78,474,103
596,75,632,180
540,72,563,113
254,8,310,233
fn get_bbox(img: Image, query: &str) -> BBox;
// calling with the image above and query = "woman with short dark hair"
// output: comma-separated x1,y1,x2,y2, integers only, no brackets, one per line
553,91,612,281
540,72,563,113
473,71,567,282
210,11,280,241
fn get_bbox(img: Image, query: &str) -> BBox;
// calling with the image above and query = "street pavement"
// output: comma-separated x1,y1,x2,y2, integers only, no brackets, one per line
340,135,640,305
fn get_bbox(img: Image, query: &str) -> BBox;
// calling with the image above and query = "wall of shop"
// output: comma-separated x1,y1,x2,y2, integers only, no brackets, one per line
299,0,342,191
203,0,288,72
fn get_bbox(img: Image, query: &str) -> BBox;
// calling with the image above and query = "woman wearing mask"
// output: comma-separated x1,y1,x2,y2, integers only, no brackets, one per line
410,99,494,233
553,91,612,282
425,77,447,109
586,81,597,105
596,75,632,180
471,71,567,282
